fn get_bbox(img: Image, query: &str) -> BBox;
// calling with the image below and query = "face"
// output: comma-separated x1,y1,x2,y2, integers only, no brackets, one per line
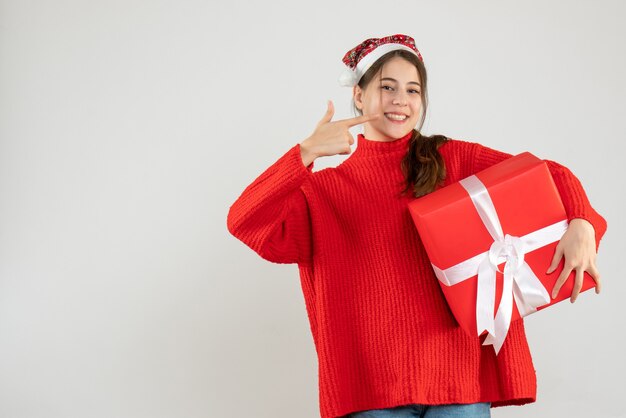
353,56,422,141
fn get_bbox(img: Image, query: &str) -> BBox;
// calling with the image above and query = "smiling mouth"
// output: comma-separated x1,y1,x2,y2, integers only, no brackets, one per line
385,113,408,121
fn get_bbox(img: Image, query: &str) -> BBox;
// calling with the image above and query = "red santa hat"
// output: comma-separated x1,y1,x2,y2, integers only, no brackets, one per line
338,34,424,87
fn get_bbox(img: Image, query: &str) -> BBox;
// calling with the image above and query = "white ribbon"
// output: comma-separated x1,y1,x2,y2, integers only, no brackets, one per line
431,175,568,354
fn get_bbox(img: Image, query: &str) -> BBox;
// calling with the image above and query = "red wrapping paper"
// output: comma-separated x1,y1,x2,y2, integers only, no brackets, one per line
408,152,596,350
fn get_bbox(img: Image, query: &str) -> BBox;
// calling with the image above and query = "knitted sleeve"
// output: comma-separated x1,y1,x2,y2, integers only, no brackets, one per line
471,142,607,251
226,143,315,266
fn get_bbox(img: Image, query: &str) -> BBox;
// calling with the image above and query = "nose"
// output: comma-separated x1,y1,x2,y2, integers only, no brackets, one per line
392,90,408,106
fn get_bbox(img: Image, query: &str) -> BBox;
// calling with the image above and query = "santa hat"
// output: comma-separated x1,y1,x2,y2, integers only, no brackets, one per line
338,34,423,87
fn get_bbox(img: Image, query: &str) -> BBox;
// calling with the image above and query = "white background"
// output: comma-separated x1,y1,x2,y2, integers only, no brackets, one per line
1,1,624,417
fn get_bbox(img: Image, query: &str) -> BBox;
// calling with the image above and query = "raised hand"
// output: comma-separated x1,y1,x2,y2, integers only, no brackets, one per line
300,100,380,166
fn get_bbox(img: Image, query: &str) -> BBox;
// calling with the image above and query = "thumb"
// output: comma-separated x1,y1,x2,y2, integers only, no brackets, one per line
318,100,334,126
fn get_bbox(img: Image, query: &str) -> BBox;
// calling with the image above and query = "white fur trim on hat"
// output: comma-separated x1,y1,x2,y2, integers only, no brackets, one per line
338,43,419,87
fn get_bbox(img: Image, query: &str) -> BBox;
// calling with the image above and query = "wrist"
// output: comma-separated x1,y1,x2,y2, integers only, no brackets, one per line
570,217,592,226
569,217,595,234
299,139,318,167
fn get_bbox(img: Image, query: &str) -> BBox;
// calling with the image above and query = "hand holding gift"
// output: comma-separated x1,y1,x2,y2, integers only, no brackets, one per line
407,152,605,355
548,218,601,303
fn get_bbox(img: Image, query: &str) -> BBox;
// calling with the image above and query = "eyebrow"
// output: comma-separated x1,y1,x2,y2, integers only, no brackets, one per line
380,77,421,86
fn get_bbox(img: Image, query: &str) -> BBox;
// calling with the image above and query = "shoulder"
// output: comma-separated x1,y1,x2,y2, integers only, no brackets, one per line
437,135,481,151
434,135,483,161
434,136,492,178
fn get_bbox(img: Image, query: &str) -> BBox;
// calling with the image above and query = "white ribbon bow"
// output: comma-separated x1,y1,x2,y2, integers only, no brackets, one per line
431,175,568,354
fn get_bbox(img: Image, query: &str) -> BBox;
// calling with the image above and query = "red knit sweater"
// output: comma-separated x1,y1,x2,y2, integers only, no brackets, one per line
226,131,607,418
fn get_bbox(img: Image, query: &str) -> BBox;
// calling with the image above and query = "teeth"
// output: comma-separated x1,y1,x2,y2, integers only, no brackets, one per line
385,113,407,120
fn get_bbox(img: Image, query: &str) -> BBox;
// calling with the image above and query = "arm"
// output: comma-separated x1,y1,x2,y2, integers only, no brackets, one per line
472,142,608,302
227,99,373,266
226,143,315,266
472,143,607,249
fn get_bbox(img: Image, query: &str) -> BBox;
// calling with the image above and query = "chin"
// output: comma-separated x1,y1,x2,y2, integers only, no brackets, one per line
382,123,414,137
368,124,413,140
387,128,412,139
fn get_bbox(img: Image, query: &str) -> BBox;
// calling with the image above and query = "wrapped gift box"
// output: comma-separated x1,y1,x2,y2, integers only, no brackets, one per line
407,152,596,354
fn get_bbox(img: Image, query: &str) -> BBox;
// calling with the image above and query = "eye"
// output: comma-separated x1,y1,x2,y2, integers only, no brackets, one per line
410,89,421,94
381,85,393,91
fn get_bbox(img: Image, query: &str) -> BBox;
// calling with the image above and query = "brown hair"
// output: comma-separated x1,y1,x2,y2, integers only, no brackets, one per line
351,49,449,198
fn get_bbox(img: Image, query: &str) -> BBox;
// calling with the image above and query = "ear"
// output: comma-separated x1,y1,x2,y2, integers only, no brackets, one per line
353,85,363,110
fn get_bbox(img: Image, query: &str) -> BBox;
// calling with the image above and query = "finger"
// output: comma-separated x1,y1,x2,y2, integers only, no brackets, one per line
546,244,562,274
570,267,584,303
341,112,382,127
552,264,572,299
589,264,601,294
317,100,334,126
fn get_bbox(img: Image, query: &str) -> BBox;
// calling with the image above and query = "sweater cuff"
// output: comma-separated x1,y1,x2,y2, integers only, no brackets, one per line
567,214,607,253
296,143,316,172
252,142,314,196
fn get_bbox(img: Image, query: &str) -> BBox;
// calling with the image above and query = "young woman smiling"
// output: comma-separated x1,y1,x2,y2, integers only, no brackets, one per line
227,34,607,418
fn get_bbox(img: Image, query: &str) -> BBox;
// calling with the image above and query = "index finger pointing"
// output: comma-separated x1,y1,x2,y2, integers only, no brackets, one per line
340,112,382,127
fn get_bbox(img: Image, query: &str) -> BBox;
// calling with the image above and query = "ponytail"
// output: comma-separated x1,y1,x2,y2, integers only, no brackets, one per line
399,129,449,198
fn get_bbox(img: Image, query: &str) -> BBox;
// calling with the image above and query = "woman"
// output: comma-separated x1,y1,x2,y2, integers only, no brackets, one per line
226,34,607,418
